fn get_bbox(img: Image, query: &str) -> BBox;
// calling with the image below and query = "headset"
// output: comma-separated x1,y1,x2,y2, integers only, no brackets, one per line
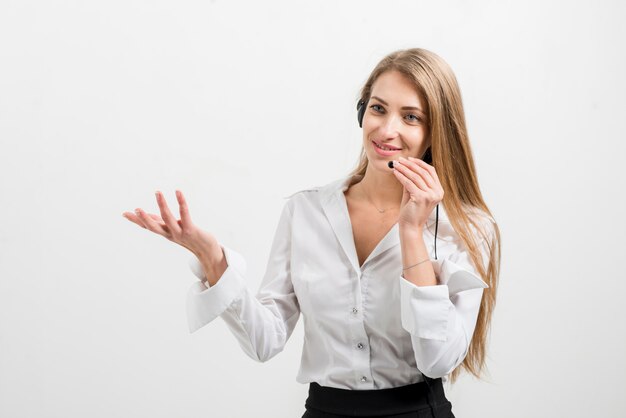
357,98,439,260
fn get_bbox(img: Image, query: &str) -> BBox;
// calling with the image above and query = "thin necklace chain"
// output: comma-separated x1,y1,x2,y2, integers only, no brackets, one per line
359,182,400,213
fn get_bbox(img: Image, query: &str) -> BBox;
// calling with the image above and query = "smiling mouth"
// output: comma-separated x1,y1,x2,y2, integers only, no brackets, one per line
373,141,402,151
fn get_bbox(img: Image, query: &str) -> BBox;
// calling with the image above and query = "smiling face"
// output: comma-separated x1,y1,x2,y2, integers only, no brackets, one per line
362,70,430,171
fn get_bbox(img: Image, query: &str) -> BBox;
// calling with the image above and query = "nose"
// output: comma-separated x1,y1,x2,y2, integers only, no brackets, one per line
379,113,401,138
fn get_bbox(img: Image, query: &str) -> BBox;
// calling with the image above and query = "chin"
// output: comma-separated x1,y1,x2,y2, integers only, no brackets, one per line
366,155,393,171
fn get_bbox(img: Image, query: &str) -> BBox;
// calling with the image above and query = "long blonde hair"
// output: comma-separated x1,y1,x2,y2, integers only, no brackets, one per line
348,48,502,384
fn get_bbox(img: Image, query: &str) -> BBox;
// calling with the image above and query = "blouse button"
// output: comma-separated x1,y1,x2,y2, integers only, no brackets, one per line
360,376,367,382
352,307,358,314
357,342,365,350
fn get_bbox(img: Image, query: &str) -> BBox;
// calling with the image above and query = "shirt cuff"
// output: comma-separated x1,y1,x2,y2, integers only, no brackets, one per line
399,258,489,341
186,245,248,333
434,258,489,296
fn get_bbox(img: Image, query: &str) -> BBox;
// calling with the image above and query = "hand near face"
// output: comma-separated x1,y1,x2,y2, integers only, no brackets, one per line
122,190,219,258
391,156,444,230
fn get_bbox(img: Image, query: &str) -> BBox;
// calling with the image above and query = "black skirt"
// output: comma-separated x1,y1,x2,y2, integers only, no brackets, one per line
302,376,455,418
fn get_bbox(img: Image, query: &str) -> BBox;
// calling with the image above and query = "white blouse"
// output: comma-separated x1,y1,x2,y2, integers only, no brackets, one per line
186,175,493,389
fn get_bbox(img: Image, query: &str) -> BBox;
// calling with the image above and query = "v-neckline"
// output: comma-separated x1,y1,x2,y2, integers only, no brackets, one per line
339,188,399,270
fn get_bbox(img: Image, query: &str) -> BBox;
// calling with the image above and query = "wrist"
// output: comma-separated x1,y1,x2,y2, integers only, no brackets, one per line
399,224,424,239
194,242,222,262
196,245,227,286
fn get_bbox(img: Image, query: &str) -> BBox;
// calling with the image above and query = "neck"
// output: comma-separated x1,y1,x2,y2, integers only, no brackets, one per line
356,165,403,208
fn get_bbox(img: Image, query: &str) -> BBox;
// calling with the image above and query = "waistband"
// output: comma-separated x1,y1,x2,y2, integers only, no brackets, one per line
305,377,447,417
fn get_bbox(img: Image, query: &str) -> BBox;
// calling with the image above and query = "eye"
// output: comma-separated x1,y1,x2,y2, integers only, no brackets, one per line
405,114,421,123
369,104,384,113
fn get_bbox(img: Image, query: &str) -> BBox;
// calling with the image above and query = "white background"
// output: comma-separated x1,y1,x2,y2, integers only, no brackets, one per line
1,0,625,417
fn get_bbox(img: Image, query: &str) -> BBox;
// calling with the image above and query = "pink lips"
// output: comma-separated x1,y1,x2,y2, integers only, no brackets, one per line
372,140,402,156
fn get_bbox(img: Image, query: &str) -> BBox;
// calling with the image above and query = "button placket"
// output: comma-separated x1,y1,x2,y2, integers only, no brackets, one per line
352,269,373,388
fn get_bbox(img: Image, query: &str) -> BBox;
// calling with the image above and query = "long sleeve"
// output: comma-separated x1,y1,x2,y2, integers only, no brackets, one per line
399,222,492,379
185,200,300,363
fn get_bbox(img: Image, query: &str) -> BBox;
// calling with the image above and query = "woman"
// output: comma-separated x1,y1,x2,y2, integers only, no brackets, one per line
123,48,501,418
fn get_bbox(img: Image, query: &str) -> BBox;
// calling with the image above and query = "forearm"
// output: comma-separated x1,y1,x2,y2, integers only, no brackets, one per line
402,286,484,378
399,227,437,286
220,291,299,363
196,244,228,287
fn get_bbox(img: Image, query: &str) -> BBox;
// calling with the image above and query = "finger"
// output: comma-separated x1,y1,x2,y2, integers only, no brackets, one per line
123,211,167,231
134,208,168,235
176,190,193,230
392,165,426,199
122,211,148,229
147,213,165,222
155,191,181,235
146,213,174,233
123,210,164,223
399,157,435,189
395,159,430,192
409,157,441,186
409,157,444,200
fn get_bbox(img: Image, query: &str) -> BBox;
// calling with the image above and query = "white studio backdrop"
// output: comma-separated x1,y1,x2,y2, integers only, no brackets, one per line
1,0,625,417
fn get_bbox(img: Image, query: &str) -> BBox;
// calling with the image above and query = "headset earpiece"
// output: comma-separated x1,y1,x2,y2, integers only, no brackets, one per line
357,99,367,128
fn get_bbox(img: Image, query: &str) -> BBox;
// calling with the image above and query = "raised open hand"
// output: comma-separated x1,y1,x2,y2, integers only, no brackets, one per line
122,190,219,258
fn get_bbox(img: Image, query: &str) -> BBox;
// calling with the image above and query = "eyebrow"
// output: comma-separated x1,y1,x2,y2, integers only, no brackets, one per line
370,96,425,115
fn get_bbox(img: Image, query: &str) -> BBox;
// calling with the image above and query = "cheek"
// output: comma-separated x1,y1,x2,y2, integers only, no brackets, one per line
386,134,414,153
363,136,375,154
362,127,376,144
362,114,379,133
408,129,427,147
